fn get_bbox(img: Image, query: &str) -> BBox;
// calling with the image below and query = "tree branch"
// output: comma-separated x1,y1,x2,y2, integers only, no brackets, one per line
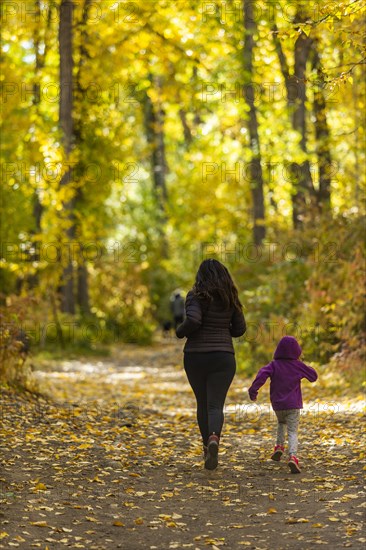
271,24,290,81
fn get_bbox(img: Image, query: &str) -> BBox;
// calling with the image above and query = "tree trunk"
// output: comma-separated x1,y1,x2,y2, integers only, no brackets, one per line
32,0,43,244
179,109,193,146
73,0,92,315
143,75,169,257
77,262,90,315
49,287,65,348
59,0,75,313
24,0,53,291
311,41,332,212
272,15,315,228
290,20,314,227
144,77,168,209
242,0,265,245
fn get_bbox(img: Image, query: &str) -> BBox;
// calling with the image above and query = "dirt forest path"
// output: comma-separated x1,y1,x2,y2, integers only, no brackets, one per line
1,342,365,549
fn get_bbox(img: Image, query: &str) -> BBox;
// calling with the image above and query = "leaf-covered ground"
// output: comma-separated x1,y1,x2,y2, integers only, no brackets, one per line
1,341,365,549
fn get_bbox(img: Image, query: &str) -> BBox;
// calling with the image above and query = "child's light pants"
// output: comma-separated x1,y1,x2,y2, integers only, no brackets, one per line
275,409,300,456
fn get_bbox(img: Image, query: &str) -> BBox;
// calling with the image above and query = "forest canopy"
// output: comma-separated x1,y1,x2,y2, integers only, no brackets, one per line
1,0,365,383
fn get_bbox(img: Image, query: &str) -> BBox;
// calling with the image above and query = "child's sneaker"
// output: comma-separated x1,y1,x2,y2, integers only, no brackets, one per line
288,455,301,474
205,434,219,470
271,445,284,461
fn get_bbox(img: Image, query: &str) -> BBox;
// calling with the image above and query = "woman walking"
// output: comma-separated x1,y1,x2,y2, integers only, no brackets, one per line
176,259,246,470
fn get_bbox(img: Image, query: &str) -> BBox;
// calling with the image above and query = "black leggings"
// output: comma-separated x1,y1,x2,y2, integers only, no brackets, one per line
184,351,236,446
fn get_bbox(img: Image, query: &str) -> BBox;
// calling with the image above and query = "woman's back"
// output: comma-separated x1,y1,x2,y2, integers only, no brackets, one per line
176,258,246,470
177,290,246,353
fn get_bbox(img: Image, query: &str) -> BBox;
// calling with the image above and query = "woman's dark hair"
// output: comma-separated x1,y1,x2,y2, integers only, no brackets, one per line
192,259,242,311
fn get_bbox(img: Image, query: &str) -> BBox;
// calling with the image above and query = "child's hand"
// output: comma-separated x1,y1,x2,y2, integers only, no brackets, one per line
248,391,257,401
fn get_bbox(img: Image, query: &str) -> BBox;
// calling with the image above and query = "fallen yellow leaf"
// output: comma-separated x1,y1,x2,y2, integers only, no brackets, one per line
286,518,309,524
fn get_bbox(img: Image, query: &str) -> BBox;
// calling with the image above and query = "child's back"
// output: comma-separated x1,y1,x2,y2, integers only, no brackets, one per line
248,336,318,474
248,336,317,410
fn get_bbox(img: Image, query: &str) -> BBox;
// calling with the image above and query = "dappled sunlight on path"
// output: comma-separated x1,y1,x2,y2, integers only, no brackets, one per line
1,342,365,549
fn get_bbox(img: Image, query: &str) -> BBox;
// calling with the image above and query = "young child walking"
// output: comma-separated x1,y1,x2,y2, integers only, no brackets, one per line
248,336,318,473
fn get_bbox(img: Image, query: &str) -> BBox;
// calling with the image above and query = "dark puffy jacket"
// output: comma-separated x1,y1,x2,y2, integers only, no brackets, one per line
175,290,246,353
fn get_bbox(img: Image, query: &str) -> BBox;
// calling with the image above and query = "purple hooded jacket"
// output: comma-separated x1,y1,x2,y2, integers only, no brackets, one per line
248,336,318,410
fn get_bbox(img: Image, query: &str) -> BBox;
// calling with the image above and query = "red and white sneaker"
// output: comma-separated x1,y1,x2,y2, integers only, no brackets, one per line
271,445,284,461
205,434,219,470
288,455,301,474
